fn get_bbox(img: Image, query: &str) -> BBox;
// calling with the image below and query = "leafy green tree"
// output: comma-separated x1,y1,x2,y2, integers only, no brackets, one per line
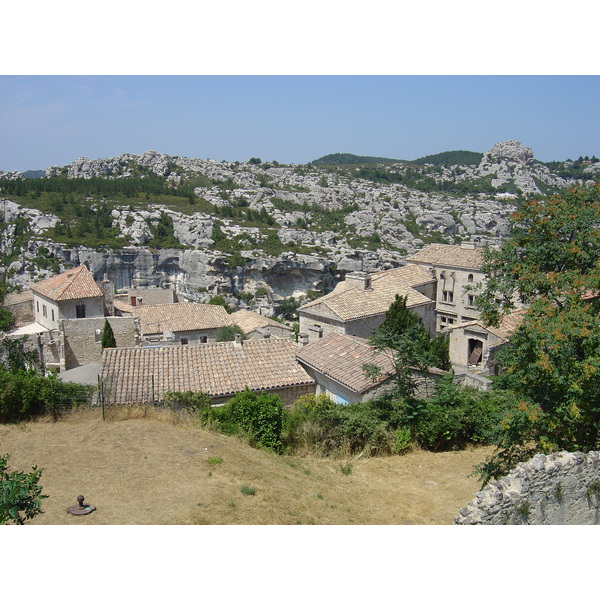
473,184,600,484
277,297,300,321
364,294,450,427
475,183,600,326
208,295,232,313
1,454,48,525
215,324,247,342
100,319,117,350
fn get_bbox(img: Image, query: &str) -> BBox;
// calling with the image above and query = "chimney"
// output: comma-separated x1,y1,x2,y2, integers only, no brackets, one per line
234,333,243,347
345,271,372,291
99,274,115,316
307,325,324,343
298,333,309,347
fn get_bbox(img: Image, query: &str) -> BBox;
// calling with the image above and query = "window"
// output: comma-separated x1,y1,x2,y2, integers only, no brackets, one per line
36,301,39,313
467,274,474,283
181,338,188,345
51,309,55,321
200,336,207,344
441,290,454,303
467,294,476,307
43,305,47,317
440,315,455,328
76,303,86,318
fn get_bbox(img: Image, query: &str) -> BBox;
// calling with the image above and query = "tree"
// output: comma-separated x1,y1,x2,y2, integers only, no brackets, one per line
277,297,300,321
475,183,600,327
208,295,232,313
364,294,450,426
0,454,48,525
473,184,600,484
215,324,246,342
100,319,116,350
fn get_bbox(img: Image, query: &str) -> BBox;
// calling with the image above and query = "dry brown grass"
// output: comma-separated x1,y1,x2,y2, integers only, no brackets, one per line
0,407,492,525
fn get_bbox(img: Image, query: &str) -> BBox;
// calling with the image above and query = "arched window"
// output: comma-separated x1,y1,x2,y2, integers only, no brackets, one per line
467,274,474,283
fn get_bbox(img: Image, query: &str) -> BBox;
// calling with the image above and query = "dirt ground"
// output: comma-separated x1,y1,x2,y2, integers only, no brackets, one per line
0,407,492,525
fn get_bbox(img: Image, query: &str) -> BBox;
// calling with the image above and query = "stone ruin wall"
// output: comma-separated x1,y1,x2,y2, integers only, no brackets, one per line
455,451,600,525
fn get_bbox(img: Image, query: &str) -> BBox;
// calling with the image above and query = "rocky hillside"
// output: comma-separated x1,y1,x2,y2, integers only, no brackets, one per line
1,141,598,312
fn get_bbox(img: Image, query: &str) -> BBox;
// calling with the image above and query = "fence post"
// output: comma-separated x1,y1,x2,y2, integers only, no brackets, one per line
98,374,105,421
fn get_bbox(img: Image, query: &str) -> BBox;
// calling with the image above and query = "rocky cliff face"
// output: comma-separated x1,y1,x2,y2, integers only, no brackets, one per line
1,141,594,306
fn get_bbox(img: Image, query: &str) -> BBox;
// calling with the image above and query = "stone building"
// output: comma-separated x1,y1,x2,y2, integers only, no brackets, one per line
296,332,445,404
298,264,437,342
406,242,486,332
121,302,234,345
229,309,293,340
446,309,525,373
29,265,107,329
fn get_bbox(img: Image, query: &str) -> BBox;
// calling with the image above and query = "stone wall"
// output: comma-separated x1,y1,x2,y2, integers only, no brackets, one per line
455,451,600,525
61,316,140,370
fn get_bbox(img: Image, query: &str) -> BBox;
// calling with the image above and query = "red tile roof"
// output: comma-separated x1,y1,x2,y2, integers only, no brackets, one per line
299,264,435,322
407,243,484,270
99,337,315,403
127,303,233,335
296,333,395,394
229,309,292,335
29,266,103,302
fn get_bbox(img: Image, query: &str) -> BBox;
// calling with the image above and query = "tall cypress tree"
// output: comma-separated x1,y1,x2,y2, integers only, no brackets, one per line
100,319,116,351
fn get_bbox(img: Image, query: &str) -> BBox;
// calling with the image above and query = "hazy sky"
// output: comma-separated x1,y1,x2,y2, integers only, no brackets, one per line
1,75,598,172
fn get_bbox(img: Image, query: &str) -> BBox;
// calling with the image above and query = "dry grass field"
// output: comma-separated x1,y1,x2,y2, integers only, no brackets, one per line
0,406,492,525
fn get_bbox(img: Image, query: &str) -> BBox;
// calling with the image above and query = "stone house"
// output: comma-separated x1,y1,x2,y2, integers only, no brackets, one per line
115,286,179,309
229,309,293,340
298,264,437,342
2,290,34,325
446,309,525,380
296,332,445,404
29,265,108,329
120,302,234,345
406,242,487,332
99,336,316,406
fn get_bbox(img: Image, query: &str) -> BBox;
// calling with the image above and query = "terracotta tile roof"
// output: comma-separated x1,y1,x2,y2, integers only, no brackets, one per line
296,333,395,394
99,338,315,402
407,243,484,270
29,266,103,302
299,264,435,321
127,303,233,335
448,309,526,341
229,309,292,335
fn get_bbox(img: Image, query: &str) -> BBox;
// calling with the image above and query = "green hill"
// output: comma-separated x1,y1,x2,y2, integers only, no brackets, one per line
410,150,483,166
309,153,402,166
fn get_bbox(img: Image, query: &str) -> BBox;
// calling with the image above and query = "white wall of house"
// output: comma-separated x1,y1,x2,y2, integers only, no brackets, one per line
34,292,105,330
32,292,60,329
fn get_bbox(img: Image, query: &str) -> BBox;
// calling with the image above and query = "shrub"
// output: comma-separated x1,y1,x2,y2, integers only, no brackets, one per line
0,369,92,423
414,376,514,451
240,485,256,496
163,390,212,414
0,454,48,525
208,389,284,452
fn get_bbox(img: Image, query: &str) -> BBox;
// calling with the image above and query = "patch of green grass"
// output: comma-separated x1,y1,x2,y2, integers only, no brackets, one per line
206,457,223,465
240,485,256,496
340,463,353,476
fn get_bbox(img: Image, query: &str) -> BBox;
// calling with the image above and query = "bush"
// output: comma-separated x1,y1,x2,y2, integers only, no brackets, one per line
163,390,211,415
0,369,92,423
414,376,514,451
0,454,48,524
207,389,284,452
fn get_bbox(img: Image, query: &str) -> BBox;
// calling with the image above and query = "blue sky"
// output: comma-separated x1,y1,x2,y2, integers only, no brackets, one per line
1,75,599,172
